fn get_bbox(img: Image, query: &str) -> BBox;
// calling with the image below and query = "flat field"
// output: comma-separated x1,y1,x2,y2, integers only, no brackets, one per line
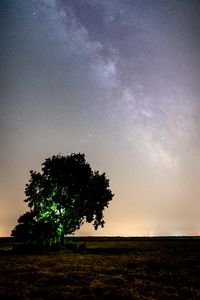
0,237,199,299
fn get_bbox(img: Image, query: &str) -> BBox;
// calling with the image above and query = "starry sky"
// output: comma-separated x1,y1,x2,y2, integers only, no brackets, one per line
1,0,200,237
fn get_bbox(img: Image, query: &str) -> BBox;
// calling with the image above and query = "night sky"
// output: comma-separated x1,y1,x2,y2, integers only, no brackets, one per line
1,0,200,237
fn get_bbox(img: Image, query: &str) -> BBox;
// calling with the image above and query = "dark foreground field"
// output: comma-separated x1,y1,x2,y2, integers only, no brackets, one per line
0,237,200,299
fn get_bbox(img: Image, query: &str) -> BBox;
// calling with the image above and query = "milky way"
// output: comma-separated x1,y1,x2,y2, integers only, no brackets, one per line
1,0,200,236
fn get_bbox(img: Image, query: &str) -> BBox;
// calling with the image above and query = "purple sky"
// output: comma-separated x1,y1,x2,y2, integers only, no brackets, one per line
1,0,200,236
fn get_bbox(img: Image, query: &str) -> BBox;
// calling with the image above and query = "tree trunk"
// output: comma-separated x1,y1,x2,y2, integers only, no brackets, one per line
60,229,64,246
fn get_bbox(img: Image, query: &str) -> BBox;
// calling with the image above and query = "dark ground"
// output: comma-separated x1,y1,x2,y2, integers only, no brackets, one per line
0,237,199,299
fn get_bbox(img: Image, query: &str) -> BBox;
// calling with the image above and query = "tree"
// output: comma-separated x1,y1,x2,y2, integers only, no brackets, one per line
12,153,114,246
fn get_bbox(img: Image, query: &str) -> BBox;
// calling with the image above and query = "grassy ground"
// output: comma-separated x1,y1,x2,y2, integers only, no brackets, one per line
0,238,199,299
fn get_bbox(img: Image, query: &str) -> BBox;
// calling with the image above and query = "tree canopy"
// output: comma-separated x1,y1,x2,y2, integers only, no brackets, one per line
12,153,114,246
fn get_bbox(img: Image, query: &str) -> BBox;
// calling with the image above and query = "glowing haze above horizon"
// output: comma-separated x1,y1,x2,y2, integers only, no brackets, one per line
1,0,200,237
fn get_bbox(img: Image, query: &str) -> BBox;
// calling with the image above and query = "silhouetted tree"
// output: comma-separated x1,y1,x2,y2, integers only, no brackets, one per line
11,211,36,242
12,153,113,246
